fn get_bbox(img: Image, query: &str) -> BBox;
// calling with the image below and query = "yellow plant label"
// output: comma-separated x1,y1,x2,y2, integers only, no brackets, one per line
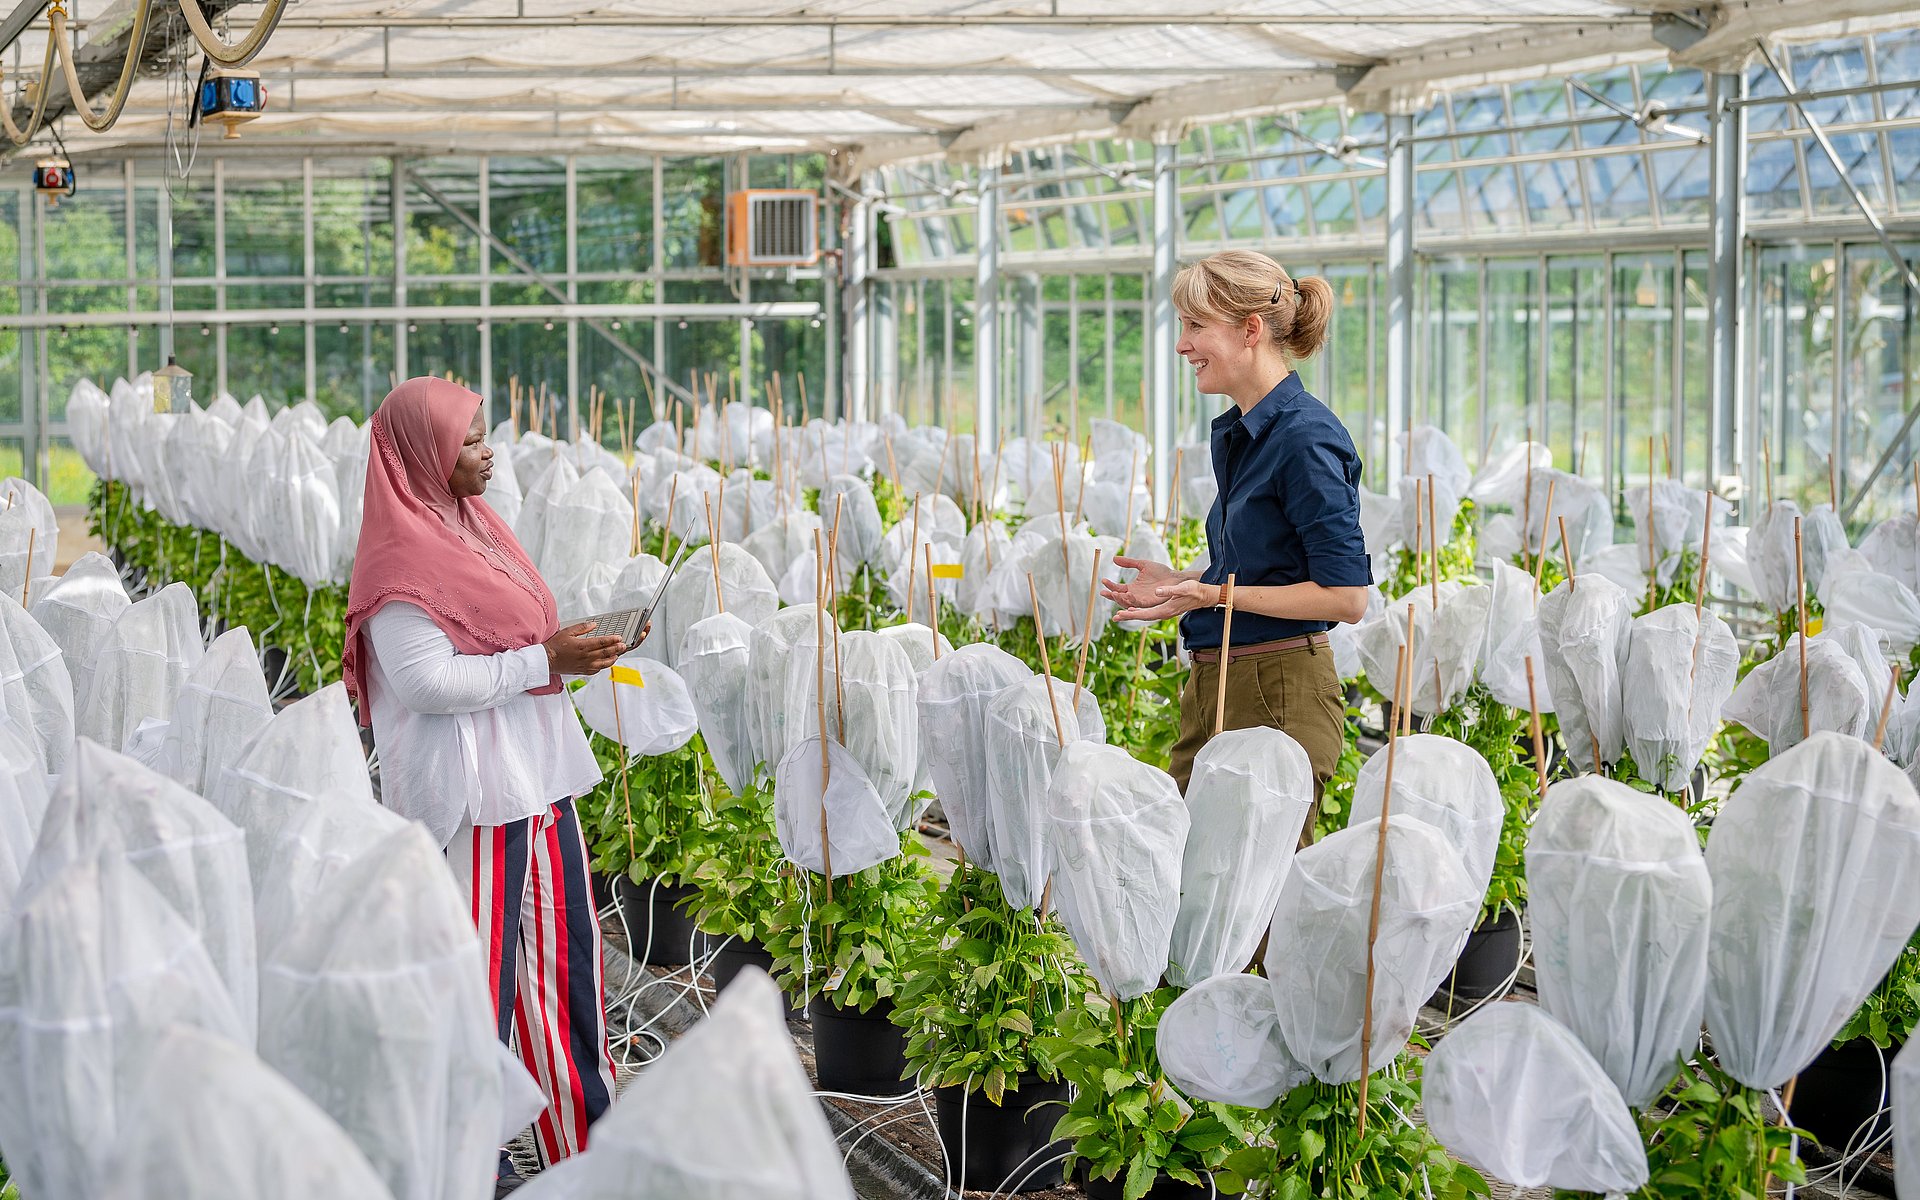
930,563,964,580
609,664,646,688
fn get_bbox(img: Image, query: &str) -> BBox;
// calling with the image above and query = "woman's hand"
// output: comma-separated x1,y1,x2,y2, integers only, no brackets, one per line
1101,555,1179,609
1114,579,1221,624
544,623,627,675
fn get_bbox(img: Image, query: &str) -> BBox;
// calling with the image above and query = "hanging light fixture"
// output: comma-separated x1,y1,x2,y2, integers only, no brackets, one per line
152,356,193,413
1634,262,1660,308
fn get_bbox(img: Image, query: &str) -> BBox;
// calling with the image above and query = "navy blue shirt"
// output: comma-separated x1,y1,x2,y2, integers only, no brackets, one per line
1179,373,1372,650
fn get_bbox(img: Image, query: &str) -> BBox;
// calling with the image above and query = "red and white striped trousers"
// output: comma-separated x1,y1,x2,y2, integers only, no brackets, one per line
447,798,617,1166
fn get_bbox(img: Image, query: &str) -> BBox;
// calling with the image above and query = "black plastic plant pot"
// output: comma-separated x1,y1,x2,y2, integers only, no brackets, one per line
613,873,707,967
589,870,614,915
1430,907,1523,1013
808,995,912,1098
1790,1037,1901,1150
1078,1163,1214,1200
707,937,804,1019
931,1075,1071,1192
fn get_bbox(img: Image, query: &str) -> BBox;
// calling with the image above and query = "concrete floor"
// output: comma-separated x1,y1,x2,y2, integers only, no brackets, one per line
52,506,103,574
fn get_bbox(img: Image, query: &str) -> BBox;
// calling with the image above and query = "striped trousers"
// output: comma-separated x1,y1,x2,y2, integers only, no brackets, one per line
447,798,617,1166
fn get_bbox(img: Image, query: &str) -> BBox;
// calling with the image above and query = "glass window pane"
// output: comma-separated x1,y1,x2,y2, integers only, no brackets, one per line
660,157,722,270
1614,255,1678,502
223,175,303,277
1463,165,1525,234
489,157,568,276
1422,263,1480,440
1754,248,1836,509
1650,147,1712,225
409,320,483,391
405,159,481,276
1521,159,1582,229
1804,132,1887,214
312,159,394,279
44,326,130,421
0,284,19,423
171,170,217,279
1839,243,1920,522
1485,262,1539,466
225,322,305,406
315,321,394,420
1747,139,1805,218
1584,155,1653,226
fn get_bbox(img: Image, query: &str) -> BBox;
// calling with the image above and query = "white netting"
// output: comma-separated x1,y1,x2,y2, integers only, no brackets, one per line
1858,513,1920,594
820,630,920,827
1749,500,1848,614
917,645,1034,866
77,581,204,755
1046,741,1190,1000
0,721,46,921
1167,727,1313,988
984,675,1107,910
1722,634,1872,752
1423,1003,1650,1194
1262,817,1479,1084
773,736,899,878
1624,480,1719,587
1019,529,1119,641
1527,776,1711,1109
1347,733,1503,899
1519,469,1612,562
99,1024,398,1200
258,822,504,1200
513,455,580,569
644,544,779,671
541,469,635,615
1620,604,1740,794
1396,473,1461,550
208,682,374,886
1703,731,1920,1090
1399,426,1471,499
515,968,854,1200
820,475,885,579
156,626,273,799
1536,574,1633,771
1479,560,1555,713
1352,584,1465,717
0,593,75,775
679,611,756,794
1466,441,1551,508
264,430,345,587
251,788,411,958
1818,548,1920,653
0,855,247,1200
29,551,130,719
1157,973,1306,1108
742,511,821,587
746,604,822,773
0,478,57,603
572,653,699,758
956,521,1014,626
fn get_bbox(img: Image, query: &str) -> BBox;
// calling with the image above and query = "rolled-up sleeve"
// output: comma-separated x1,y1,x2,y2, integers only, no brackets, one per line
364,602,551,715
1282,437,1374,588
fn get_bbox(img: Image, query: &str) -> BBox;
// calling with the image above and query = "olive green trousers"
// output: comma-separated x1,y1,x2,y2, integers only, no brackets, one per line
1167,639,1345,847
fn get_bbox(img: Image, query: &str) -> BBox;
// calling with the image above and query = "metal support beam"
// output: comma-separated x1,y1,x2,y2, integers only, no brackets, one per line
974,158,1000,447
1706,70,1746,494
874,280,898,419
843,185,874,424
1382,112,1415,484
392,158,409,381
1014,273,1042,436
267,11,1633,30
1148,140,1179,518
822,195,840,422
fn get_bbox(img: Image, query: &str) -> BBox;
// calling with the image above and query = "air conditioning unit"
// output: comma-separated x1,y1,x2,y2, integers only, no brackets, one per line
726,189,819,267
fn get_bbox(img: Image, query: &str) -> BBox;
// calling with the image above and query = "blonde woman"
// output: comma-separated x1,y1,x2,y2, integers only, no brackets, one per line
1103,250,1370,834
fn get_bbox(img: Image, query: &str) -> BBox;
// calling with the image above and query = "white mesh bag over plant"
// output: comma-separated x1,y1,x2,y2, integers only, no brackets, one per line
1424,1003,1649,1194
1723,634,1871,751
513,454,579,570
78,582,204,754
917,645,1034,866
30,551,130,719
210,682,374,885
1750,500,1848,614
773,736,899,878
643,543,779,671
1479,561,1555,713
745,604,821,772
268,431,345,588
1262,817,1480,1084
99,1024,398,1200
1347,733,1503,898
21,739,257,1041
0,593,75,775
1818,548,1920,653
0,478,56,602
1895,1039,1918,1200
1396,472,1461,549
1156,973,1307,1108
573,653,699,759
984,675,1107,910
1399,426,1472,498
1621,603,1740,794
1537,573,1633,771
515,969,855,1200
0,855,247,1200
158,626,273,798
820,475,885,577
1046,741,1190,1000
1527,776,1711,1109
1520,468,1612,562
742,511,821,586
1858,513,1920,594
679,611,756,794
1020,530,1119,641
1353,584,1452,712
258,823,504,1200
540,469,634,606
1466,441,1551,508
252,790,410,957
0,721,46,920
1625,480,1718,586
1704,731,1920,1090
821,630,920,827
956,521,1014,625
1167,727,1314,988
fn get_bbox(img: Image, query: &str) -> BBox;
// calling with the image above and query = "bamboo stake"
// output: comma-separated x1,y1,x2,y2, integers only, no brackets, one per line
1649,435,1659,613
1211,574,1237,738
933,436,951,503
1163,453,1184,540
1072,435,1090,525
1072,549,1104,709
1027,573,1068,747
630,473,642,557
1796,516,1809,740
814,528,834,900
610,649,637,862
1696,493,1714,622
1531,479,1558,589
19,529,32,605
1479,421,1499,470
830,493,847,729
1122,454,1139,556
662,474,681,553
925,544,941,661
883,435,902,495
1409,477,1424,588
1576,430,1589,477
1425,472,1440,608
1522,425,1534,574
1401,604,1417,738
971,441,985,528
1559,515,1576,592
1763,435,1775,510
1875,665,1903,752
1357,633,1412,1136
1525,656,1547,803
1663,432,1672,479
705,495,726,614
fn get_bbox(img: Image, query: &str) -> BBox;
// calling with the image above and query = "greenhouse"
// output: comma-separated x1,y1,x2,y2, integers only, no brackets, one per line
4,0,1920,1198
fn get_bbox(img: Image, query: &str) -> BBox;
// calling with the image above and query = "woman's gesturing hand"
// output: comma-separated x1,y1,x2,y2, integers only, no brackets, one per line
544,623,627,675
1100,555,1179,609
1113,579,1222,624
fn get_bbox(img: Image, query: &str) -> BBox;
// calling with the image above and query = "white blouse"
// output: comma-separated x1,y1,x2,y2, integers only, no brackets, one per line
362,602,602,846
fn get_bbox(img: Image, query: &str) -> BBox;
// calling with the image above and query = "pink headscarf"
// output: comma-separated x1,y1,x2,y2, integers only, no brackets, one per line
343,377,559,725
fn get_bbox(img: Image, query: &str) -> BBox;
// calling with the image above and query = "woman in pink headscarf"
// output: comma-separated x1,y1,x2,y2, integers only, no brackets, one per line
345,377,626,1195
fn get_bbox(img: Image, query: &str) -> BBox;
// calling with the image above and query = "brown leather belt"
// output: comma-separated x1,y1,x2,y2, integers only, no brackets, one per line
1188,633,1327,664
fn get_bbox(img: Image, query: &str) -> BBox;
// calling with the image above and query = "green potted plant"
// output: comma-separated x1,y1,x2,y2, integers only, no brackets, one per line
679,776,801,1011
576,733,712,967
1790,929,1919,1150
889,859,1093,1192
764,834,936,1096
